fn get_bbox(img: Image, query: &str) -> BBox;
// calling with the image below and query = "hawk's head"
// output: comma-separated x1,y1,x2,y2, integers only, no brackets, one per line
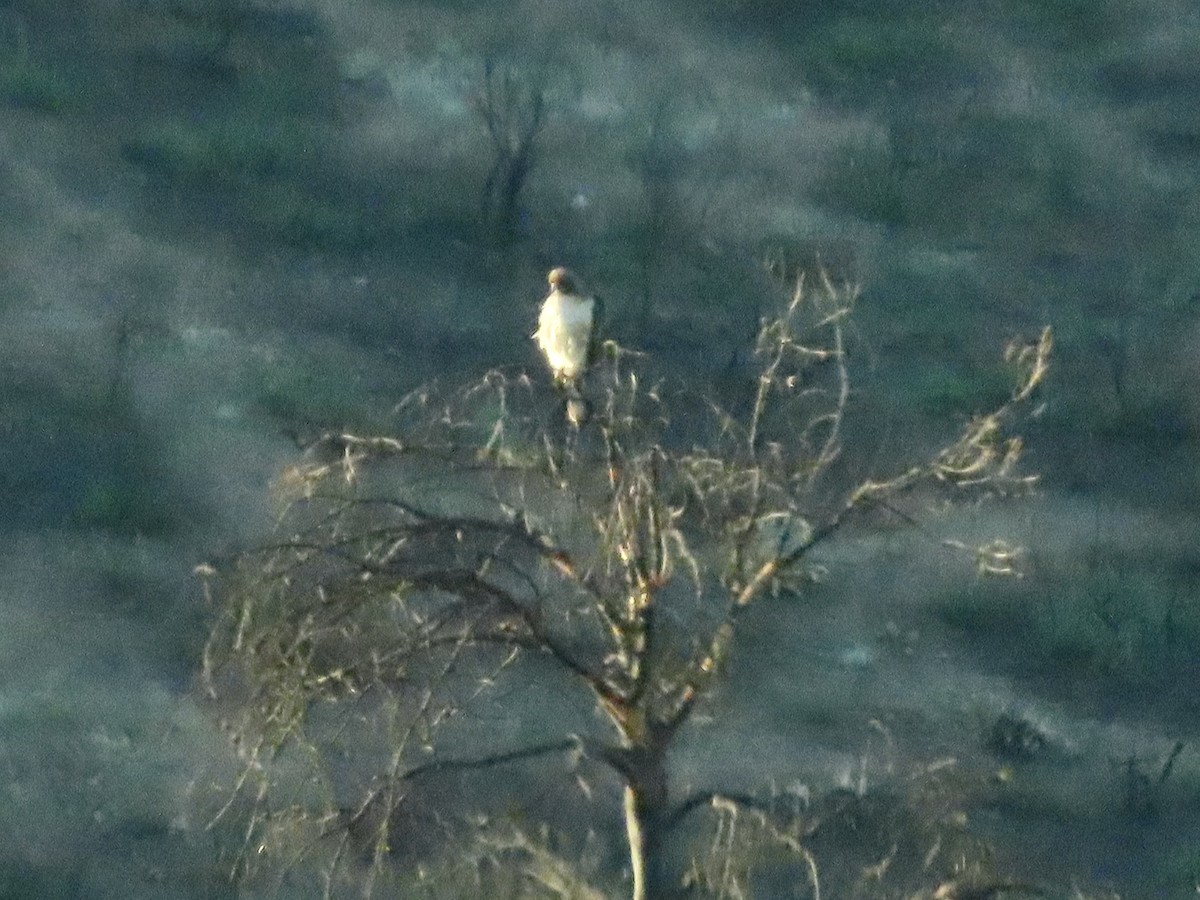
547,267,581,295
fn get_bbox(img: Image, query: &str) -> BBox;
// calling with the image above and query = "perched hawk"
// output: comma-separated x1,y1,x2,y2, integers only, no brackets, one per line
533,267,603,425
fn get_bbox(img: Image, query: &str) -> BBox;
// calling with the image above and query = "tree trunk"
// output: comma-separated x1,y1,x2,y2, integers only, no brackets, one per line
624,785,650,900
622,751,668,900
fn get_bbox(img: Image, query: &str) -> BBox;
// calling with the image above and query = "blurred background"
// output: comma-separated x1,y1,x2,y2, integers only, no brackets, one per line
1,0,1198,895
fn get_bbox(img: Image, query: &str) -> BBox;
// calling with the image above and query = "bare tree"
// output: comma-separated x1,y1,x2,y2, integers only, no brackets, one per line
200,271,1051,899
627,94,738,331
472,58,547,241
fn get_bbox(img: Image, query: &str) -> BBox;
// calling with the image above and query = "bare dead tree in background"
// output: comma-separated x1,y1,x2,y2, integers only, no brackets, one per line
200,270,1051,899
472,59,546,241
628,93,737,331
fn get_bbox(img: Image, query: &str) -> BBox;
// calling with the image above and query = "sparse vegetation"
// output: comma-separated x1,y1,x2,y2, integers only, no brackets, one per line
0,9,82,111
4,0,1200,896
0,58,79,111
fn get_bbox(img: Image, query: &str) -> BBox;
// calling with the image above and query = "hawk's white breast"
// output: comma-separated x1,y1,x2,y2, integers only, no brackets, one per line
535,290,594,381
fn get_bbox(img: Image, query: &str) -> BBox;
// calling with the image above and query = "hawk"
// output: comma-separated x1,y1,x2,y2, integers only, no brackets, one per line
533,267,603,426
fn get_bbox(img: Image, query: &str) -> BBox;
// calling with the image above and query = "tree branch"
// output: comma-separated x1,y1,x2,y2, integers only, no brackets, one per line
663,789,789,835
401,737,582,782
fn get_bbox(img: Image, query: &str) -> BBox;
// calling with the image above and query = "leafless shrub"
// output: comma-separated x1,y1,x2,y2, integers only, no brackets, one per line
472,58,547,240
627,94,738,327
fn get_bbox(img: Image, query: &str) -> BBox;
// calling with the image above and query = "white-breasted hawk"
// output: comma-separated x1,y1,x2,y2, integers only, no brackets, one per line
533,267,603,425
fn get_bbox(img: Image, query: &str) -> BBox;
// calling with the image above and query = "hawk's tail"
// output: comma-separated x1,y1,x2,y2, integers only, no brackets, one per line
559,378,591,427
